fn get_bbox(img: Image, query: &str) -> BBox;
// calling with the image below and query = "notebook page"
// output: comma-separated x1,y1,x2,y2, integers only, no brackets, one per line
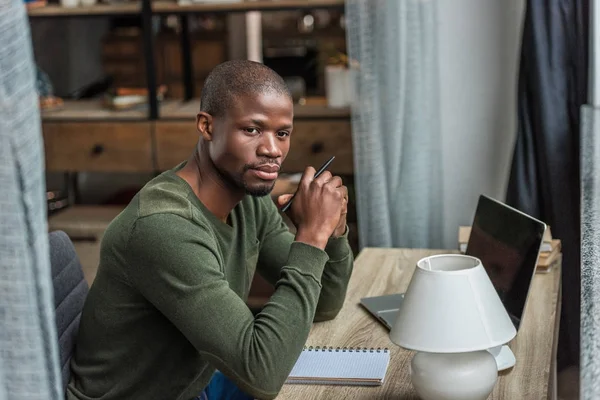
286,347,390,386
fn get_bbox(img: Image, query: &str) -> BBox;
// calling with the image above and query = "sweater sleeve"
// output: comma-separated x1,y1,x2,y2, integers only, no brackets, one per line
256,198,354,321
125,213,328,400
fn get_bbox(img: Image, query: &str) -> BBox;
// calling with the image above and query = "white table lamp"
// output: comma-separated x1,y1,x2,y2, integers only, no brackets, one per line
390,254,517,400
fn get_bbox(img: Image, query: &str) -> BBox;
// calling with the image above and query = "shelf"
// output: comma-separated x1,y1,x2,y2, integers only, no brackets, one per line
159,97,350,120
27,2,141,17
40,97,349,122
41,100,148,121
152,0,345,14
27,0,344,17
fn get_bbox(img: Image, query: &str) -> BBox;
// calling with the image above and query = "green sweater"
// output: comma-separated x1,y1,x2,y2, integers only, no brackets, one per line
67,165,354,400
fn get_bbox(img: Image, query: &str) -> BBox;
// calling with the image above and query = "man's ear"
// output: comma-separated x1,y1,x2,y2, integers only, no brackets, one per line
196,112,213,141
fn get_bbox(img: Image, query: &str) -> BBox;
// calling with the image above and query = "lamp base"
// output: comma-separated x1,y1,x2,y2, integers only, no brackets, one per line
410,351,498,400
487,345,516,371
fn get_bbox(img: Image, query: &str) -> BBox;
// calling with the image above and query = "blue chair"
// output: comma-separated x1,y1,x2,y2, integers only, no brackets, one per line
48,230,89,392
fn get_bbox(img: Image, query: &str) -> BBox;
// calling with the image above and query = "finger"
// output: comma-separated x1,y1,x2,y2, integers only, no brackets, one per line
338,185,348,214
300,166,316,188
313,170,333,186
340,185,348,200
326,176,343,188
341,196,348,214
277,194,294,207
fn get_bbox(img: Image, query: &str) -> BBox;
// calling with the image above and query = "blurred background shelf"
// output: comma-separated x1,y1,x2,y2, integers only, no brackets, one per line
28,0,344,17
40,97,349,122
152,0,345,14
27,2,141,17
160,97,350,120
41,100,149,121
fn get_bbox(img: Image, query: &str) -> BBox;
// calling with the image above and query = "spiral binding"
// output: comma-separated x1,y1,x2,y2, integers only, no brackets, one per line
303,346,389,353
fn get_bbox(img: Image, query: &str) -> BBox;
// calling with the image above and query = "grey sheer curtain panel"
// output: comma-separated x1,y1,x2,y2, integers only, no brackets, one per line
582,0,600,393
0,0,62,398
345,0,443,249
581,105,600,399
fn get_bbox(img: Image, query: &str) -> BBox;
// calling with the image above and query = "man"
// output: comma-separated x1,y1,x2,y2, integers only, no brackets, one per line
67,60,354,400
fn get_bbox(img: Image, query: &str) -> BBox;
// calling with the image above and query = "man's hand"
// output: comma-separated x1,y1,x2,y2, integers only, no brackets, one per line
276,166,346,249
331,184,348,238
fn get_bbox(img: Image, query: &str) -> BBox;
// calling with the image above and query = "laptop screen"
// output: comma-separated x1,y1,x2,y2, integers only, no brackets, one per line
465,195,546,331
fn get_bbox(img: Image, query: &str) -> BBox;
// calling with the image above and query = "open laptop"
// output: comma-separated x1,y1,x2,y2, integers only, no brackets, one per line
360,194,547,332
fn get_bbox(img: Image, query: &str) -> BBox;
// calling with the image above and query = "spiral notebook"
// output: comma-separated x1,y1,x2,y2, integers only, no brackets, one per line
285,346,390,386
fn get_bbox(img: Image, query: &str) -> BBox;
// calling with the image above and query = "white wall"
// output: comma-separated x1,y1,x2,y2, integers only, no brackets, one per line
437,0,526,248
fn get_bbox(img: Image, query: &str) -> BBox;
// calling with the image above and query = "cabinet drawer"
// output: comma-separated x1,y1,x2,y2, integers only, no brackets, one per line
43,122,153,172
284,120,353,175
154,120,354,175
154,122,198,170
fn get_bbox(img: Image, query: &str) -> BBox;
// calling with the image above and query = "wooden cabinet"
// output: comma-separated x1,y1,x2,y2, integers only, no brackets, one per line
43,122,154,172
42,118,353,174
283,120,353,175
154,119,353,174
154,121,198,170
41,97,353,176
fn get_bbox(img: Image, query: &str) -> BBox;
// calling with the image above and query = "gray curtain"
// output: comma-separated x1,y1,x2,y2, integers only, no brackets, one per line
581,104,600,399
505,0,588,371
0,0,62,398
345,0,443,249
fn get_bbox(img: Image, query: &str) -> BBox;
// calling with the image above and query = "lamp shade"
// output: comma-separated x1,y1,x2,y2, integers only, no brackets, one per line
390,254,516,353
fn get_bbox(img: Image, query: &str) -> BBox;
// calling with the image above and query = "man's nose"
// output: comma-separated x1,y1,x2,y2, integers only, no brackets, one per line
258,133,283,158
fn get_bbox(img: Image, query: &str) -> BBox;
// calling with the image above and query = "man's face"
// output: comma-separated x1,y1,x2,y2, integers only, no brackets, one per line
203,91,293,197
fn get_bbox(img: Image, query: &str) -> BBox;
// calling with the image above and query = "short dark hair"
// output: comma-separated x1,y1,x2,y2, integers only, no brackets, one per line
200,60,292,117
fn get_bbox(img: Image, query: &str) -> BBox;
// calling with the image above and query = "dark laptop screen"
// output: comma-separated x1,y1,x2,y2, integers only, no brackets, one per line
465,195,546,331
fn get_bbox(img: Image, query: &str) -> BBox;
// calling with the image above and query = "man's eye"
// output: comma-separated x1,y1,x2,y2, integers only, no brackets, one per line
277,131,290,138
244,127,259,134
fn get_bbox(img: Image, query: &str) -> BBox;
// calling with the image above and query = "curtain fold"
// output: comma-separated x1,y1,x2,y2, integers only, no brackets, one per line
0,0,62,398
346,0,443,250
581,105,600,399
505,0,588,370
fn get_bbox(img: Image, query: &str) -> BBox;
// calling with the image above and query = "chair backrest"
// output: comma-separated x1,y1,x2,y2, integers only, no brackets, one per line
48,230,89,392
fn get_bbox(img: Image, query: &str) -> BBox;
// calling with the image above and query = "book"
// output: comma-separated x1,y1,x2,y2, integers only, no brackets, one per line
536,240,562,271
458,225,471,246
102,85,167,111
286,346,390,386
538,239,562,261
536,253,562,274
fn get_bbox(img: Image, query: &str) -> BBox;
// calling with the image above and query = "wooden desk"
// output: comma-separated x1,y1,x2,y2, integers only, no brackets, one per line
277,248,562,399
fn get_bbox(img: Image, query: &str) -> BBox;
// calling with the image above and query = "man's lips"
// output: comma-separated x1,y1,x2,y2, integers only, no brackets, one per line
253,164,280,173
249,164,280,180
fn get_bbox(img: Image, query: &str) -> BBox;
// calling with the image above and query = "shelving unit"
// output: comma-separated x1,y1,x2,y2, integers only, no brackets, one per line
152,0,345,14
28,0,344,17
36,0,359,295
32,0,352,190
158,97,350,120
27,2,141,17
41,97,350,122
41,100,148,121
30,0,347,120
